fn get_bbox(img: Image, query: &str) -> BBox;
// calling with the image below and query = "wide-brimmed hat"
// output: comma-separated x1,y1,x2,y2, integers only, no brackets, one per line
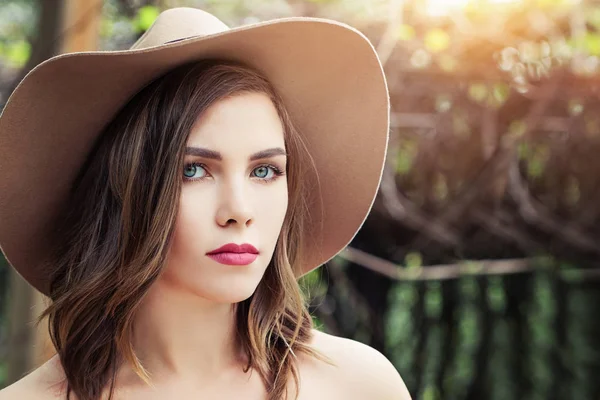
0,7,389,295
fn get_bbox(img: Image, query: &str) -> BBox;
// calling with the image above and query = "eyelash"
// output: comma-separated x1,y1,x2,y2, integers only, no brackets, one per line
182,162,285,183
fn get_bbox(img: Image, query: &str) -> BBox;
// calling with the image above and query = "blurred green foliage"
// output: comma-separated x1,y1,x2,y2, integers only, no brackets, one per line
0,0,35,68
133,5,159,33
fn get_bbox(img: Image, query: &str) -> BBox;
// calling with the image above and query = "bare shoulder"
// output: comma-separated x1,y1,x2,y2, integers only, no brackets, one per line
300,329,412,400
0,356,68,400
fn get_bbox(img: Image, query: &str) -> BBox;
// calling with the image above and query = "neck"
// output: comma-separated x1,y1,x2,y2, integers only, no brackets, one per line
125,279,245,383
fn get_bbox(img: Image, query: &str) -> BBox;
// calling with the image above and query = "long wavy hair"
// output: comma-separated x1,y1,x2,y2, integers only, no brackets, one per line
38,59,330,400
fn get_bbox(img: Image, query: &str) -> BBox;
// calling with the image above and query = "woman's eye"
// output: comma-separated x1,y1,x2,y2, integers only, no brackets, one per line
183,163,208,180
252,166,274,179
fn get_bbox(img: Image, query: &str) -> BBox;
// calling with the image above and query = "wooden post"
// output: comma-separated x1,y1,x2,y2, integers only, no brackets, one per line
61,0,103,54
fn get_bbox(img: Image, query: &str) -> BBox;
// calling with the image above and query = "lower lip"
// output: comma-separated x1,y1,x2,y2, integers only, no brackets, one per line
207,252,258,265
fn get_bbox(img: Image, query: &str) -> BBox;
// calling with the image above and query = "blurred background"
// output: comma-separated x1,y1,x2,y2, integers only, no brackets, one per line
2,0,600,398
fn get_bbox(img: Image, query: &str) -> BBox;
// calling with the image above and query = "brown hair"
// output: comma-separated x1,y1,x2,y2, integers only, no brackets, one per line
38,59,330,400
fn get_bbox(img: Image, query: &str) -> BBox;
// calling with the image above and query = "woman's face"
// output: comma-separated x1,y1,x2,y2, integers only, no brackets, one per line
164,92,289,303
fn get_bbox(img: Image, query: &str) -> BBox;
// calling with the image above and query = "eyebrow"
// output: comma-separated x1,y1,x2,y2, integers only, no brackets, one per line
185,146,287,161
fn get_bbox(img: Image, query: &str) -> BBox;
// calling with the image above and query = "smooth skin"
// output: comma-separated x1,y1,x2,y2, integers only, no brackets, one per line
0,92,411,400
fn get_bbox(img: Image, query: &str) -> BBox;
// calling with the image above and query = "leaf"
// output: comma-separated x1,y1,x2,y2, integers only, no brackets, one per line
508,120,527,138
311,315,325,332
587,6,600,30
533,254,555,269
527,157,545,178
425,282,442,319
405,252,423,268
468,83,488,103
491,83,510,107
423,385,441,400
585,32,600,56
396,139,417,174
395,24,416,41
486,277,506,313
134,5,160,33
2,39,30,68
518,142,530,159
299,268,320,288
424,28,451,53
560,269,584,283
391,284,419,307
100,18,114,38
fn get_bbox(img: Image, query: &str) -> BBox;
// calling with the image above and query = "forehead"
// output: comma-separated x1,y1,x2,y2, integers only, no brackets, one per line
186,91,285,152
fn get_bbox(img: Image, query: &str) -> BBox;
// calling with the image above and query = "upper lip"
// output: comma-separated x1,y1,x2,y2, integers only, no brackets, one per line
206,243,259,255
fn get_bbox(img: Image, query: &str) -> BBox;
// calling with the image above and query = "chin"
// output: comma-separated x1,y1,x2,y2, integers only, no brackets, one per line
192,277,263,304
200,290,257,304
161,251,273,303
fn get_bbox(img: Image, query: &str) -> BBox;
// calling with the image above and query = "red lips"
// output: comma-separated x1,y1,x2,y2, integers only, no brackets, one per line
206,243,258,255
206,243,259,266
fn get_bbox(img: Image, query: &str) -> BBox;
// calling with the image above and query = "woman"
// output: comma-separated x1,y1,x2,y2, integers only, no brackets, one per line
0,7,410,400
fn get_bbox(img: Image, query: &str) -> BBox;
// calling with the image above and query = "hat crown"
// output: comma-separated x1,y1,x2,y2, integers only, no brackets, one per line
130,8,230,50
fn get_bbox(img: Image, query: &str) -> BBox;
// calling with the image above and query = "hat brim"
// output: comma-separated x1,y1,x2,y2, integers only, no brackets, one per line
0,17,389,295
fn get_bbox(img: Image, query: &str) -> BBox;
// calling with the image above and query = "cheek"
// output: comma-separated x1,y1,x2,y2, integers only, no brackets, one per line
262,184,288,229
171,191,212,256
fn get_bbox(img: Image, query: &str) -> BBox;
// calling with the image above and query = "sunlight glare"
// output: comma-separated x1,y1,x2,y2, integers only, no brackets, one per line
425,0,521,16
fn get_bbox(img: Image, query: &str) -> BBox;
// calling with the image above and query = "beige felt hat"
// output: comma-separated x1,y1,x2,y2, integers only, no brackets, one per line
0,7,389,295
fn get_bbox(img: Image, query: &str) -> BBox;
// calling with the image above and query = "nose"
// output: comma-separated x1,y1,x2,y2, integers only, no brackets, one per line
215,180,253,228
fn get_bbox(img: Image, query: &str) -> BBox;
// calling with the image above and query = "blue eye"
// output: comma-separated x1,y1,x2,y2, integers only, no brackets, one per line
183,163,284,182
183,163,208,180
253,166,273,179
